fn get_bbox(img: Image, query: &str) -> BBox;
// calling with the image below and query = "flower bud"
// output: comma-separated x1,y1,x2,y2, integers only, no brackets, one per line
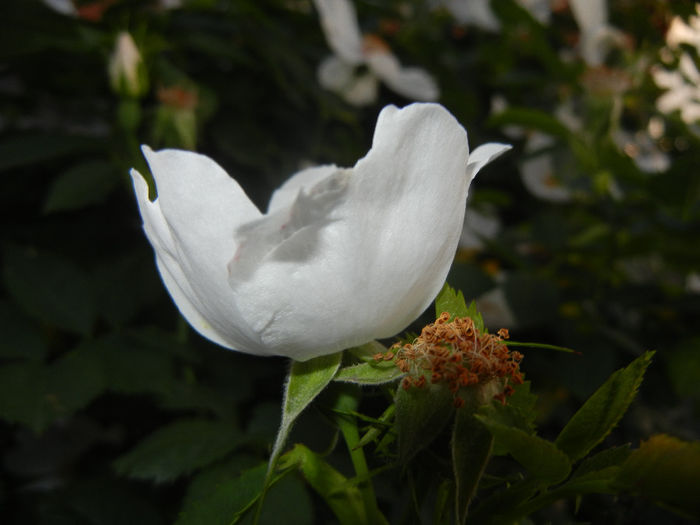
108,32,148,98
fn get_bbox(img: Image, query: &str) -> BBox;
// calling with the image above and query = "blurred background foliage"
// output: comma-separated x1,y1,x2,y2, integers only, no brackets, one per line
0,0,699,523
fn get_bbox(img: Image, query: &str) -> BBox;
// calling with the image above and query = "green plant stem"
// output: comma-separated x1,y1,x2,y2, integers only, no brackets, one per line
336,409,382,523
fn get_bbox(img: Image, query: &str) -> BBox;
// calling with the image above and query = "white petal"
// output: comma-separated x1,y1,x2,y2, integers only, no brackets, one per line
518,0,551,25
439,0,501,31
132,170,236,349
569,0,606,32
317,55,355,92
133,147,267,354
42,0,77,16
341,72,380,106
268,165,340,213
230,103,500,361
520,133,572,202
476,287,517,329
366,51,439,101
466,143,512,180
460,207,501,250
313,0,364,65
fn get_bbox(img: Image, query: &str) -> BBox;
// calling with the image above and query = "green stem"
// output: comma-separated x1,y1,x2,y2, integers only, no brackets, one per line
336,407,381,522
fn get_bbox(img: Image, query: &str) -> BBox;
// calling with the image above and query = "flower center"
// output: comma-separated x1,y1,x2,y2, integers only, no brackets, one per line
378,312,524,407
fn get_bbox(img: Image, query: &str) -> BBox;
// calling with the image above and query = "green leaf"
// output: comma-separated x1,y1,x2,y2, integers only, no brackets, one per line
0,300,47,360
452,409,494,525
0,350,104,433
279,444,369,525
395,382,455,462
65,478,165,525
478,382,537,454
269,352,342,471
333,360,402,385
43,160,121,213
434,283,484,331
572,444,632,480
666,337,700,400
175,463,267,525
613,434,700,518
476,416,571,484
3,246,94,335
0,133,99,172
114,418,245,483
487,107,572,139
555,351,654,462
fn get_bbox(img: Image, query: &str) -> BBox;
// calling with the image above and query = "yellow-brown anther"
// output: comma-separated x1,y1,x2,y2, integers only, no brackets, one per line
391,312,524,406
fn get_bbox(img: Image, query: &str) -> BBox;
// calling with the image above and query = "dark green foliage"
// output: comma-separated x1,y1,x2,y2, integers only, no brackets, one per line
1,0,699,523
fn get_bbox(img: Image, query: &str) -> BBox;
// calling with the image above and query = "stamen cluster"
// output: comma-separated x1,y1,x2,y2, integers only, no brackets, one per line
376,312,524,407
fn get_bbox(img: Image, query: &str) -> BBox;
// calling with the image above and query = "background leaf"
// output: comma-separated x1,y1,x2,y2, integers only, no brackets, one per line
555,352,655,462
113,418,245,483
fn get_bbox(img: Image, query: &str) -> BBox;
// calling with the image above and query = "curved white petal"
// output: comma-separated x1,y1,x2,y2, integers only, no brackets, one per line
313,0,364,65
229,103,505,360
466,143,512,180
366,51,439,101
132,147,267,354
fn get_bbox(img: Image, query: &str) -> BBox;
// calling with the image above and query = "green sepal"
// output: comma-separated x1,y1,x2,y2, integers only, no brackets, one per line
395,382,455,462
334,360,403,385
268,352,342,472
452,407,493,525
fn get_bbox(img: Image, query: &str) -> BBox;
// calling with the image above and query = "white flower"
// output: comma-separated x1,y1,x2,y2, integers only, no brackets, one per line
42,0,77,16
568,0,626,66
434,0,551,30
476,287,517,329
687,273,700,294
459,206,501,251
108,32,147,98
666,5,700,53
520,132,573,202
612,127,670,174
314,0,439,106
131,103,510,361
654,47,700,125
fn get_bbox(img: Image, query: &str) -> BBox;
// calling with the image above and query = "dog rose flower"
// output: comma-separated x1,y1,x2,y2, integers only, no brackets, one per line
131,103,509,361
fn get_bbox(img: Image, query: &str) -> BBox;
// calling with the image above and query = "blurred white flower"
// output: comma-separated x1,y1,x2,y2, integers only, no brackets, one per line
520,132,573,202
131,103,510,361
42,0,77,16
612,126,670,174
569,0,626,66
476,286,517,330
686,273,700,294
459,206,501,251
654,46,700,125
314,0,438,106
434,0,551,30
108,32,148,98
666,5,700,53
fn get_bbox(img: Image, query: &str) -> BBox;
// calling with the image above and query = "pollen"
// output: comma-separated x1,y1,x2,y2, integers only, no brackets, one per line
390,312,524,406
